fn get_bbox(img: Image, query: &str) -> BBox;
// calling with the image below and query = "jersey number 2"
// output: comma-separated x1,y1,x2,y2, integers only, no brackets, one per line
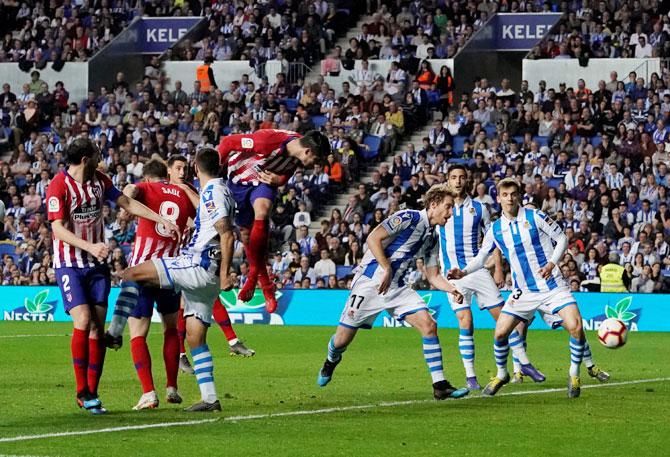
156,201,180,237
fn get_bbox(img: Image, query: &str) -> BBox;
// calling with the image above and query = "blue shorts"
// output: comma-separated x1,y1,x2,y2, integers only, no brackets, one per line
130,286,180,319
227,180,277,227
55,265,111,313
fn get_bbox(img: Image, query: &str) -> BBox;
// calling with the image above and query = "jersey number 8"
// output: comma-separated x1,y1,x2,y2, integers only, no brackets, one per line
156,201,180,237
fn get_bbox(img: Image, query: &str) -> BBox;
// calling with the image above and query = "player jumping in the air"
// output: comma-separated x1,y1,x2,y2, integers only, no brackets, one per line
122,148,236,412
438,165,544,390
47,139,179,414
217,129,330,313
105,159,195,409
163,155,255,377
449,178,587,398
317,184,470,400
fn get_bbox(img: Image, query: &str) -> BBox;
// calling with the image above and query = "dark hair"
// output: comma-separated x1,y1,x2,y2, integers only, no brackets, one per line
167,154,188,167
300,130,331,159
195,148,220,176
143,159,168,179
65,138,98,165
447,164,468,175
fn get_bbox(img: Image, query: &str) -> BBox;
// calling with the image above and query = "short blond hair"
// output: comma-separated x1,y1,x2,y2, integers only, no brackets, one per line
424,183,457,207
496,177,521,193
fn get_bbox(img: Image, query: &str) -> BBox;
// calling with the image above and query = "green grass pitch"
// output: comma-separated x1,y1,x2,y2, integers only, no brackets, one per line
0,321,668,457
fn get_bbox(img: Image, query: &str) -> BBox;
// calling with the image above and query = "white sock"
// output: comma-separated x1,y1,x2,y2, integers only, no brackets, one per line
191,344,218,403
458,328,476,378
107,281,139,337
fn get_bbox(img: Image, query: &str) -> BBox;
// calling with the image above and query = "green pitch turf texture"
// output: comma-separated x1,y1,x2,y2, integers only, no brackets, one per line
0,322,668,457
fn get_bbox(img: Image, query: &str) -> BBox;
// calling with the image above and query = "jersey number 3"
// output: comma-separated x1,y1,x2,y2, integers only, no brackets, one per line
156,201,180,237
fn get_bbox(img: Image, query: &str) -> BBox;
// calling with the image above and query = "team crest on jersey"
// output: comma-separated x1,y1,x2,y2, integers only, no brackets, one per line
469,207,475,214
524,221,531,229
48,197,60,212
241,138,254,149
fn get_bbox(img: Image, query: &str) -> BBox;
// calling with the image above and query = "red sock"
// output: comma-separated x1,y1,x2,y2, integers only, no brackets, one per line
71,328,89,396
213,298,237,342
87,337,106,396
248,219,269,279
177,308,186,354
163,328,179,389
131,336,154,393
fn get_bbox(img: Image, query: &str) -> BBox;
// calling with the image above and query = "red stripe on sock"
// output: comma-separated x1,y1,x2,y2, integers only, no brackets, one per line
213,298,237,342
163,329,179,389
71,328,88,396
177,307,186,354
87,337,106,396
131,336,155,393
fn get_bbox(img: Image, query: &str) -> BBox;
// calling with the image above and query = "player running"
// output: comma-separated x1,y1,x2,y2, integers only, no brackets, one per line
317,184,469,400
449,178,587,398
47,138,179,415
217,129,330,313
438,165,544,390
164,155,255,374
105,159,195,409
122,148,236,412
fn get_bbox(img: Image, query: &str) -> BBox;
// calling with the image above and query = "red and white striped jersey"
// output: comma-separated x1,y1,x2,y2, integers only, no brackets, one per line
47,170,122,269
129,181,195,266
218,129,302,186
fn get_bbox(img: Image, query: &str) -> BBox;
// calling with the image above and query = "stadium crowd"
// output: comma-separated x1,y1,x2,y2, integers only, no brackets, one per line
2,0,670,294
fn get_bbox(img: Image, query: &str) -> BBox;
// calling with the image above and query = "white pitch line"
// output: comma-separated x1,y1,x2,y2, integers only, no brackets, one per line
0,334,66,339
0,377,667,444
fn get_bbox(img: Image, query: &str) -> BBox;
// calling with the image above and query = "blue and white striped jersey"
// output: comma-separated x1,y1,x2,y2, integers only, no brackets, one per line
186,178,235,273
436,197,490,273
473,208,567,293
357,209,435,288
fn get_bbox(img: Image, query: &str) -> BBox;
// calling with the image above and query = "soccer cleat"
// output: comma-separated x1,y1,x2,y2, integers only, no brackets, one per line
179,354,194,374
587,365,610,383
466,376,481,390
510,372,524,384
433,380,470,400
317,358,340,387
262,283,278,314
568,376,581,398
521,363,546,382
77,394,107,415
184,400,222,412
133,391,159,410
104,331,123,350
166,387,183,404
229,341,256,357
238,276,258,302
482,374,511,396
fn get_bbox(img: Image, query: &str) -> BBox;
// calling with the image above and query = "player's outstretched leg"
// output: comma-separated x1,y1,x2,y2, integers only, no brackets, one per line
318,334,348,387
404,311,469,400
212,297,255,357
105,281,140,350
583,339,610,382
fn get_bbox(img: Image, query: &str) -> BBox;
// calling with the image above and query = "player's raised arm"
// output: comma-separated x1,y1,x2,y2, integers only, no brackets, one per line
122,183,139,199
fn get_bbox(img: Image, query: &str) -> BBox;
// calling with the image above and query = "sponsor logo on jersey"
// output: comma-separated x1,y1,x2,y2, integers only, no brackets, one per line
48,197,60,212
71,204,100,224
2,289,56,322
388,215,403,229
241,138,254,149
205,200,217,214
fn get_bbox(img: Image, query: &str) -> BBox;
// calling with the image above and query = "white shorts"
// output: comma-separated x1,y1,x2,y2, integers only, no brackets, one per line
538,309,564,329
339,276,429,329
448,269,504,312
501,286,577,323
153,255,218,326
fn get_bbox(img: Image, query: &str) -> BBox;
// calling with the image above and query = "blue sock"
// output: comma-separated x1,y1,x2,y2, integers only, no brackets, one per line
494,338,509,378
509,330,530,366
569,337,585,377
423,336,445,383
192,344,217,403
327,335,346,363
107,281,139,337
458,328,476,378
